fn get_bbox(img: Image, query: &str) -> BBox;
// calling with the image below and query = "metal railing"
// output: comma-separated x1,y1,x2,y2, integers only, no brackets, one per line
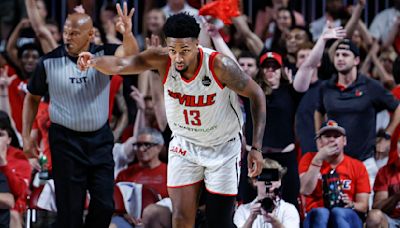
46,0,394,35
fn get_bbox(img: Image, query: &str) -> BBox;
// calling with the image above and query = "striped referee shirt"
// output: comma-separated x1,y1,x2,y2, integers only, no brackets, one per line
27,43,119,132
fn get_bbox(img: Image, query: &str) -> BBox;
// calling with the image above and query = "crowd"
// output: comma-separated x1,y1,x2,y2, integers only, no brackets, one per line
0,0,400,227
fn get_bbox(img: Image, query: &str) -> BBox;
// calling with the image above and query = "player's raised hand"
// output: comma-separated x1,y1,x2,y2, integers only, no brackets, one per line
77,52,94,71
115,2,134,35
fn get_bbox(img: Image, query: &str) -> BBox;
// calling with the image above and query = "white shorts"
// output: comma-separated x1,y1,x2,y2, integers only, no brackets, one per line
167,135,241,195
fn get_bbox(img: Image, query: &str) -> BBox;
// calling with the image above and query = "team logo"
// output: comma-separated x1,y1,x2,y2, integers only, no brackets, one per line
202,75,211,86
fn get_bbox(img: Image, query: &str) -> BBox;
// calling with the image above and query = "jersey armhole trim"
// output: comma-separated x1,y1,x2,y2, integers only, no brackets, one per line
209,52,224,89
162,57,172,85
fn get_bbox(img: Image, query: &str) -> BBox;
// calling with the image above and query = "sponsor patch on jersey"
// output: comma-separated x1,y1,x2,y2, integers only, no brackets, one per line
202,76,211,86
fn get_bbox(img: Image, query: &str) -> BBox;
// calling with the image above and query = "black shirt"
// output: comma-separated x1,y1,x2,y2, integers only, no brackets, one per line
295,80,321,154
0,173,10,227
317,74,399,161
263,84,303,149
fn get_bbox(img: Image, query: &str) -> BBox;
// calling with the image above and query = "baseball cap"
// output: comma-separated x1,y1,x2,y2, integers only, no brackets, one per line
335,39,360,57
259,52,283,67
316,120,346,139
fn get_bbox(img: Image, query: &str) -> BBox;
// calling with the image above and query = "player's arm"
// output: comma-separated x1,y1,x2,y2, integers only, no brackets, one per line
213,54,266,176
78,47,169,76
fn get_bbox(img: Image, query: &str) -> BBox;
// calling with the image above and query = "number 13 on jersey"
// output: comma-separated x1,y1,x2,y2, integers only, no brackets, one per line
183,109,201,126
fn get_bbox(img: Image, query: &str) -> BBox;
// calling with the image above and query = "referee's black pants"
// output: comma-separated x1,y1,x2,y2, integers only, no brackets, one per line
49,123,115,228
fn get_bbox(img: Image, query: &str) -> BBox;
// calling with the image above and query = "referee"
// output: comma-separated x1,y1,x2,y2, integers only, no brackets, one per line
22,3,138,228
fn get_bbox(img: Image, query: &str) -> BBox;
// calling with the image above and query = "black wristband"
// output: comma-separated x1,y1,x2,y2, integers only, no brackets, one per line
251,146,262,153
377,131,391,140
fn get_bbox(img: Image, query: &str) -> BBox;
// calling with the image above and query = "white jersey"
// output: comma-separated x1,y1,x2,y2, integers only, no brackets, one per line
163,47,243,146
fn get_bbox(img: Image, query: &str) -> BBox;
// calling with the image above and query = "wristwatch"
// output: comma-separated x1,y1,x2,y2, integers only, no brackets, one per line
378,131,391,140
251,146,262,153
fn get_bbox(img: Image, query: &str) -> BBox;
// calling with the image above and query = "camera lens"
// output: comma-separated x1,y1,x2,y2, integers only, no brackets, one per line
260,197,275,213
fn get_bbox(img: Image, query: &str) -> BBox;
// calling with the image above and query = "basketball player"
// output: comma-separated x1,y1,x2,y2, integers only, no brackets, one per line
78,13,266,228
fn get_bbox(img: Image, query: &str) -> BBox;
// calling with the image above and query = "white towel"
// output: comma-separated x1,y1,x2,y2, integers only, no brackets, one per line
116,182,143,219
37,179,57,212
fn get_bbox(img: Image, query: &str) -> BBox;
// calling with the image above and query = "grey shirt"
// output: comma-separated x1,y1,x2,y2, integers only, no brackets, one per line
28,43,119,132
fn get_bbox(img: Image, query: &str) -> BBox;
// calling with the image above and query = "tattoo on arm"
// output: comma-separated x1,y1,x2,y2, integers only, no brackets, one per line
218,55,249,93
217,55,266,148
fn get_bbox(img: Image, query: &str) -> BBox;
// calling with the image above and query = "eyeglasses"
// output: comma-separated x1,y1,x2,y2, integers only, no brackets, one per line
132,142,158,151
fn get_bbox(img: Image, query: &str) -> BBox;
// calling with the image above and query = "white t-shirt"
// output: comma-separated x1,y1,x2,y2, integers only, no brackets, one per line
234,198,300,228
369,8,400,42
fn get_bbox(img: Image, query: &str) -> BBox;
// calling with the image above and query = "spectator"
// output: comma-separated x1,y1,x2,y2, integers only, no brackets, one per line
25,0,60,54
254,50,308,208
0,172,14,227
0,66,17,131
254,0,305,42
0,111,31,227
299,120,370,228
366,148,400,228
137,8,166,51
295,24,346,154
315,39,400,188
161,0,198,18
111,127,169,228
294,42,320,154
5,18,43,133
265,7,296,52
234,158,299,228
284,26,313,70
238,51,259,80
310,0,347,41
369,0,400,47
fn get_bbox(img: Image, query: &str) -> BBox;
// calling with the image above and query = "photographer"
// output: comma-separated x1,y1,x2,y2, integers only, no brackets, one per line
234,158,299,228
299,120,370,227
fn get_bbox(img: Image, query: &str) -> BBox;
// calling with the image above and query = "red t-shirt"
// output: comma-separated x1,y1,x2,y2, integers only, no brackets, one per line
0,146,32,212
108,75,123,120
7,65,26,133
299,152,371,212
374,161,400,218
32,101,52,171
116,163,168,198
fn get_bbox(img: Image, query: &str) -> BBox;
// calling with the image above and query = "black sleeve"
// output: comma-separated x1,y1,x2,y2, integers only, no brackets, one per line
103,43,121,56
27,58,48,96
289,84,304,109
368,79,399,112
316,82,326,114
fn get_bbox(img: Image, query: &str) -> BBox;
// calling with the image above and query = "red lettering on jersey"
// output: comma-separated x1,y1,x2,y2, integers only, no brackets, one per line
167,90,216,107
169,146,187,156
